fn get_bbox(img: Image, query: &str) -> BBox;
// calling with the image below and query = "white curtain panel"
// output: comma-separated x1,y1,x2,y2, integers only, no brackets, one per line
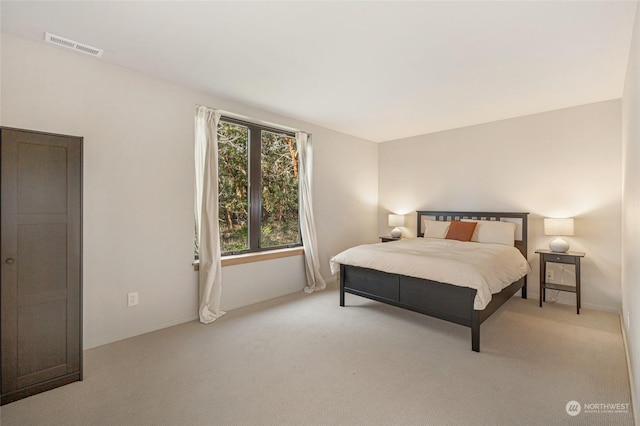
297,132,327,293
194,106,225,323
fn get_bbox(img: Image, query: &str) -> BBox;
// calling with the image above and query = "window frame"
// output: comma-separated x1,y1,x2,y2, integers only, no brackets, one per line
218,115,302,256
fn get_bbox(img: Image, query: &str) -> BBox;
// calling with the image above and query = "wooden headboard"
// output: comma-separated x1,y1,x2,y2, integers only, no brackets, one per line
416,211,529,258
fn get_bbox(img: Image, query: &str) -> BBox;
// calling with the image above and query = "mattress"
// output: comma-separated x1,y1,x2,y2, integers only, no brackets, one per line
330,238,531,309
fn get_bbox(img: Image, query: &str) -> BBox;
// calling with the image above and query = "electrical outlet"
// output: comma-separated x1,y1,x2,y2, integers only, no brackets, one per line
546,270,554,282
127,292,139,307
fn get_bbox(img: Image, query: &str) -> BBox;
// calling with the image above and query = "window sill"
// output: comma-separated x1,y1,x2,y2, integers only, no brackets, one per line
193,247,304,270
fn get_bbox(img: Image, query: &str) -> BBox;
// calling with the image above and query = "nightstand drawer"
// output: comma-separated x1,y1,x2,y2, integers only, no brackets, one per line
542,253,576,264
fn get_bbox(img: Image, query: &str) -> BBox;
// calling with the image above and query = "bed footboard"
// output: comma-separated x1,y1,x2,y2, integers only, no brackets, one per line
339,264,526,352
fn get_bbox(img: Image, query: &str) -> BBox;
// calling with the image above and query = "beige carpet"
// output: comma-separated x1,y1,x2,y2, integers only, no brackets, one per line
0,288,633,425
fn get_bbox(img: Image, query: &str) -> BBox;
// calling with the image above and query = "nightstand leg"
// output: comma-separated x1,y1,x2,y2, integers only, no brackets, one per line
339,265,345,307
575,259,581,314
539,258,544,307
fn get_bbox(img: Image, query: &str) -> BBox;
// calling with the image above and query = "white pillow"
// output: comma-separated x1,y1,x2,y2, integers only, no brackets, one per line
422,218,451,238
461,219,516,246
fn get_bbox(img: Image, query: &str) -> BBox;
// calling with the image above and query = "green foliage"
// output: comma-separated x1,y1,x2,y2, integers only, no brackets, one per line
217,122,299,254
217,122,248,253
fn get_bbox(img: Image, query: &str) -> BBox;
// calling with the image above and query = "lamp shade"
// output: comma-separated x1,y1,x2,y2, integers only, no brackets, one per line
544,218,574,236
388,214,404,227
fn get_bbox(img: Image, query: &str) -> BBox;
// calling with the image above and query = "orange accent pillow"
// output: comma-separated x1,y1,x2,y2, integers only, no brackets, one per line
445,220,477,242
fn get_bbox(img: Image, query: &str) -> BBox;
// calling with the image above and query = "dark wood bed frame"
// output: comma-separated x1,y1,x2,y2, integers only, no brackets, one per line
339,211,529,352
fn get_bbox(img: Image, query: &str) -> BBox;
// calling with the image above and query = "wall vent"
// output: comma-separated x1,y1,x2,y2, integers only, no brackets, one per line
45,32,103,58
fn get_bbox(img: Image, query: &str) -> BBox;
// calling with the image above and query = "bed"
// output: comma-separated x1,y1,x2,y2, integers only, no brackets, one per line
331,211,530,352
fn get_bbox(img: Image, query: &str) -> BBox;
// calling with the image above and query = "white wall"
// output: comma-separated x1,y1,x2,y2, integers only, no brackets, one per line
1,28,628,352
0,34,378,348
379,100,622,311
622,0,640,418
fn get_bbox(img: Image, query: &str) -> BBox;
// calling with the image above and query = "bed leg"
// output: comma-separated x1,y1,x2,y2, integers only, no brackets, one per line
521,276,527,299
471,311,480,352
339,264,345,307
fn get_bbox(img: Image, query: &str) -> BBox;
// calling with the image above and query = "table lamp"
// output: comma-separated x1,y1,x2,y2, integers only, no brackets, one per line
388,214,404,238
544,218,574,253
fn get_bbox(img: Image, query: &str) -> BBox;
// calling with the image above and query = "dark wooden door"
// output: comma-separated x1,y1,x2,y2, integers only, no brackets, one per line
1,128,82,405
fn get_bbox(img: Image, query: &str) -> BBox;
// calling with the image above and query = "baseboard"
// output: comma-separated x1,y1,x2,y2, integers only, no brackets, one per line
527,292,620,313
84,313,199,350
581,302,621,314
619,312,638,426
324,275,338,290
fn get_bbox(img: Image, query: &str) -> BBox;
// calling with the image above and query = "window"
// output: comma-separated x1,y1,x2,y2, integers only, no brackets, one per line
217,116,300,255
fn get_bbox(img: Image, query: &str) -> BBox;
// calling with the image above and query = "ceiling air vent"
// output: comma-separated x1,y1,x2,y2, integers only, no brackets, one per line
45,32,103,58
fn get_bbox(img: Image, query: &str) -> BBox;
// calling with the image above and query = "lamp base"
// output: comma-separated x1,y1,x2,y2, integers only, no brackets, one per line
390,227,402,238
549,237,570,253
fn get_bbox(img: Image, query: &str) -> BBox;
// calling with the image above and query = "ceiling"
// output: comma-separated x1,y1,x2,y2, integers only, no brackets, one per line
1,1,637,142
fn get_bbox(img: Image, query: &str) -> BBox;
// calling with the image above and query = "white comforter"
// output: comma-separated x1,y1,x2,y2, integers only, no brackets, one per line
329,238,531,310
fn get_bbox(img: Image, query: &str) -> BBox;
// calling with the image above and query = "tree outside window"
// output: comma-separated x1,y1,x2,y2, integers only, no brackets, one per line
214,117,300,255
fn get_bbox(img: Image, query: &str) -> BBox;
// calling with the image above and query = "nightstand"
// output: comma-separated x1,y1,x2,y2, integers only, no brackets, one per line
535,250,585,314
380,236,401,242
